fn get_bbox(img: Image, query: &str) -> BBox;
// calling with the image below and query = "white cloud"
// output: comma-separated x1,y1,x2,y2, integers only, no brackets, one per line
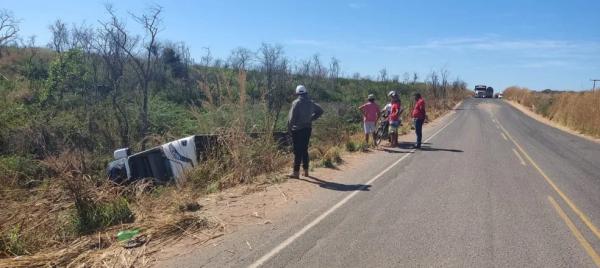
348,3,364,9
377,37,587,51
373,37,600,62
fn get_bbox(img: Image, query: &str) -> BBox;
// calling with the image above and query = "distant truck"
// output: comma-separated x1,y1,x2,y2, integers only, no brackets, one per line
107,133,289,185
474,85,494,98
475,85,487,98
486,87,494,98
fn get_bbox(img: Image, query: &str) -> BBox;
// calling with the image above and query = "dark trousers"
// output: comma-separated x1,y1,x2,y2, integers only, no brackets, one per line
291,128,312,172
415,118,425,147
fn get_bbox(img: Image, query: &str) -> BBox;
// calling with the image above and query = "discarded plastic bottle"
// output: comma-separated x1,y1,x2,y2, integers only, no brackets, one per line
116,229,140,241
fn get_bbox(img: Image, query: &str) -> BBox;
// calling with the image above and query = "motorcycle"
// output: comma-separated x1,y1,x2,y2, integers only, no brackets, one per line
374,119,389,146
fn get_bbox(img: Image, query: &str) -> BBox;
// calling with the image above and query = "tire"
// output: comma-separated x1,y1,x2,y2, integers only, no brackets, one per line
375,125,386,145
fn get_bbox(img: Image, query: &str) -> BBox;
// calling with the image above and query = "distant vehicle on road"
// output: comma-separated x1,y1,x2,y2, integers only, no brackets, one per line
486,87,494,98
475,85,487,98
494,93,503,99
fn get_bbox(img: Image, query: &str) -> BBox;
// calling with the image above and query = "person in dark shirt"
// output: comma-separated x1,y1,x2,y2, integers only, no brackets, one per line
287,85,324,178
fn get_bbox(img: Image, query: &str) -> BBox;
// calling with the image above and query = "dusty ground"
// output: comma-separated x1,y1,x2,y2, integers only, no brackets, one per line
152,152,378,263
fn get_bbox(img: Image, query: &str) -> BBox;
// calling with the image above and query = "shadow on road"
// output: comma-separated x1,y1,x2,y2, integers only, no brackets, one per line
378,148,414,154
394,142,463,152
419,147,463,153
293,176,372,192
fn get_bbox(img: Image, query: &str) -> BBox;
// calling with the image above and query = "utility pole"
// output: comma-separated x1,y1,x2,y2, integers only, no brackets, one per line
592,79,600,91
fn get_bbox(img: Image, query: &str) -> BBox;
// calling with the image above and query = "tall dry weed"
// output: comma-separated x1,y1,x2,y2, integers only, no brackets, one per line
504,87,600,138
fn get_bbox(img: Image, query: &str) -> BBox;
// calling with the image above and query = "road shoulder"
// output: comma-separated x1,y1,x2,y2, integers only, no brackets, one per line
151,104,461,267
504,100,600,144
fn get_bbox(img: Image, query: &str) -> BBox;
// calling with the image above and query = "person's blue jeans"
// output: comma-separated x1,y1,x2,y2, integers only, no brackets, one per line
415,118,425,147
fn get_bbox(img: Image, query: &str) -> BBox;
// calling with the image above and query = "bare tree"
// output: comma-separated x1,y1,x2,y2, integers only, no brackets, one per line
297,58,312,77
352,72,361,80
131,5,162,149
258,43,284,96
228,47,253,71
200,47,212,67
104,4,163,149
71,23,95,53
451,77,467,100
403,72,410,84
329,57,340,80
258,43,290,128
412,72,419,85
212,58,223,68
310,54,327,80
379,68,388,82
48,19,69,53
97,8,134,147
0,9,20,57
440,68,449,99
427,70,440,97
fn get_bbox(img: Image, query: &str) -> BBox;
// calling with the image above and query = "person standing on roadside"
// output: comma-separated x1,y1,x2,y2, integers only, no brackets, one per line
358,94,380,146
412,93,427,149
388,91,402,147
287,85,324,178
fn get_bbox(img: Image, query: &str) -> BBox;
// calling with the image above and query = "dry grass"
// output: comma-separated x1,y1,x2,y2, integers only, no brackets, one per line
0,214,220,268
504,86,600,138
0,66,469,266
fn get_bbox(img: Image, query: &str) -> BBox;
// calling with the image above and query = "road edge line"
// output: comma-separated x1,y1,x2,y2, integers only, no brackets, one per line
547,196,600,267
248,112,460,268
498,122,600,241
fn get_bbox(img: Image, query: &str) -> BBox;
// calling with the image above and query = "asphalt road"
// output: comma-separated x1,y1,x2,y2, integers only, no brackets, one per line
160,98,600,267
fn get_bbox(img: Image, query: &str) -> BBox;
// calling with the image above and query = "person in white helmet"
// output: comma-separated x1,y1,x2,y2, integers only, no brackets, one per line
386,91,403,147
287,85,324,178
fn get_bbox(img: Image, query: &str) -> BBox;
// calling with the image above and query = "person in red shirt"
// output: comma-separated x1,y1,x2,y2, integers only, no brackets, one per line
388,92,403,147
358,94,380,146
411,93,427,148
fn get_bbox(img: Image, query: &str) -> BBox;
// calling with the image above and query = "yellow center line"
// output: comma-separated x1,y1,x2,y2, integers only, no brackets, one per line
547,196,600,267
501,132,508,141
497,121,600,241
512,148,527,166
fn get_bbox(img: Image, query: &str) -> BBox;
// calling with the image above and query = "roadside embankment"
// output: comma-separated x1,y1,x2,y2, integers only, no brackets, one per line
503,86,600,141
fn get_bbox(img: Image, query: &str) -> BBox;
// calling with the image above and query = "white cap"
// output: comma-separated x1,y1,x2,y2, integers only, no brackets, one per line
296,85,308,94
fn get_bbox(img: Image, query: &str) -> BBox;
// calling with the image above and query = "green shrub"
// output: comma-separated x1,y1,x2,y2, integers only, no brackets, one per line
345,140,358,152
0,225,27,256
321,157,335,168
72,197,134,235
0,155,47,188
321,147,342,168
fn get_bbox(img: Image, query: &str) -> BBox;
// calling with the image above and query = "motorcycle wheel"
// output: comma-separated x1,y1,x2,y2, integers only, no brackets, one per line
375,126,385,145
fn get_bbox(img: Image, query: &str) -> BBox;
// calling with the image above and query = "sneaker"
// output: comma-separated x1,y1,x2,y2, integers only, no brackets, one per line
288,171,299,179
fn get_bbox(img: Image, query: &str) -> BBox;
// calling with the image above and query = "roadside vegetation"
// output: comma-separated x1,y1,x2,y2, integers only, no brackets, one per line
0,5,470,266
503,86,600,138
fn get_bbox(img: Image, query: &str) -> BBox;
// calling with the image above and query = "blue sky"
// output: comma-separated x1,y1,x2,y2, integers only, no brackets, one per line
4,0,600,91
